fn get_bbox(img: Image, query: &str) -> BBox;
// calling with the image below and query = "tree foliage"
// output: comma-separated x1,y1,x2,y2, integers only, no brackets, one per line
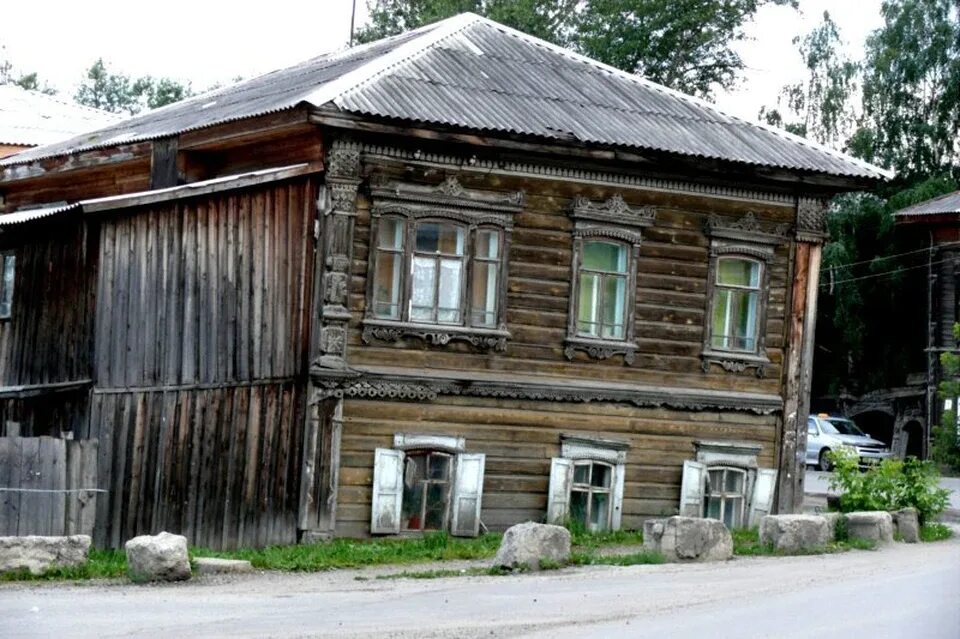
357,0,796,98
74,58,193,115
759,11,859,147
0,45,55,95
936,324,960,472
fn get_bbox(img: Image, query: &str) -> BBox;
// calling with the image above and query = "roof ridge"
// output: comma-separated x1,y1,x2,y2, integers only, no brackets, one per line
463,13,892,180
0,84,121,120
314,12,482,108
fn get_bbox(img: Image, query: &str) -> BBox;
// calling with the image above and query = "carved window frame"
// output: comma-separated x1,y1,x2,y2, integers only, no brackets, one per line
362,177,524,352
701,213,787,378
564,195,655,365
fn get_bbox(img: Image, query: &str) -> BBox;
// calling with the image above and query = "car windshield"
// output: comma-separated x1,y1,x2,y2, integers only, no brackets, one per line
821,418,865,437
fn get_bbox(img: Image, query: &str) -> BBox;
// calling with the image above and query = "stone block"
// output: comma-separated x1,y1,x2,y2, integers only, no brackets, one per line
643,516,732,562
844,511,894,545
125,531,191,583
0,535,91,575
891,507,920,543
759,515,832,552
193,557,254,575
493,522,570,570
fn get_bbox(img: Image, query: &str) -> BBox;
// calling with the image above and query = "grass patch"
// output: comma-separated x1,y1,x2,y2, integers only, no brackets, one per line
193,531,503,572
920,522,953,542
730,527,876,556
570,550,664,566
0,549,126,582
569,527,644,549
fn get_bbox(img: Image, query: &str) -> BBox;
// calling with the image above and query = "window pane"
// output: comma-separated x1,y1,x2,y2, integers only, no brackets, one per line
573,463,590,485
708,469,723,494
437,258,462,323
706,496,721,519
712,288,758,351
724,470,744,493
590,492,609,530
725,497,743,528
416,223,440,253
1,255,13,319
717,258,759,287
577,273,600,336
591,463,611,488
601,275,626,339
470,261,498,327
402,455,427,531
583,241,627,273
477,230,499,259
570,489,588,525
378,218,404,250
373,252,402,319
711,289,731,349
428,454,450,480
410,257,436,320
438,225,465,255
424,483,448,530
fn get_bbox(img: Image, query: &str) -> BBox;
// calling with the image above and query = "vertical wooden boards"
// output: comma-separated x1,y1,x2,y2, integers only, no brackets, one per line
0,437,20,534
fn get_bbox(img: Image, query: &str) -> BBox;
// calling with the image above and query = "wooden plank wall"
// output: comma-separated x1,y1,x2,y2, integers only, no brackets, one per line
347,168,794,395
336,397,778,537
83,176,317,548
0,436,98,537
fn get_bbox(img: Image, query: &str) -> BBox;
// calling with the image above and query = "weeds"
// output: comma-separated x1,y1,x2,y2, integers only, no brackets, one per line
920,523,953,542
0,549,126,582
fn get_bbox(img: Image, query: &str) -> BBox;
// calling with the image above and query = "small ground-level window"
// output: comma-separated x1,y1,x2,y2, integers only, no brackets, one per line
680,459,777,528
371,439,485,537
401,451,452,531
547,435,628,532
705,466,746,529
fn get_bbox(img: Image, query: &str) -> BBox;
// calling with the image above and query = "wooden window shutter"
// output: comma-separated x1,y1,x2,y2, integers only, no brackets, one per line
748,468,777,526
610,463,626,531
679,460,707,517
370,448,404,534
546,457,574,525
450,453,486,537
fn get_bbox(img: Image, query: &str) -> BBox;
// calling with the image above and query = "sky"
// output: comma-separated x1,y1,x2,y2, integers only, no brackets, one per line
0,0,884,122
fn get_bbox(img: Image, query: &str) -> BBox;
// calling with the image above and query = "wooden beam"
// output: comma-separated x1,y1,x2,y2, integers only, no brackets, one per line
177,108,312,151
0,142,153,184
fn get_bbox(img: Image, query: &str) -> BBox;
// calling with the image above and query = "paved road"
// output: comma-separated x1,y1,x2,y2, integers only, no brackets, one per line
2,533,958,638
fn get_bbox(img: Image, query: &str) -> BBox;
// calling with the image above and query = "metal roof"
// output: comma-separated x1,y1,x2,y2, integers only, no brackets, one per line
894,190,960,217
1,13,890,181
0,85,121,148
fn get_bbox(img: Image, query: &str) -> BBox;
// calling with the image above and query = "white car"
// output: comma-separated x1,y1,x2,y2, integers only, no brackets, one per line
806,414,892,471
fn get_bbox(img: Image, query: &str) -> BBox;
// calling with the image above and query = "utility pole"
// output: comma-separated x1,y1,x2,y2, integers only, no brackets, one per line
349,0,357,47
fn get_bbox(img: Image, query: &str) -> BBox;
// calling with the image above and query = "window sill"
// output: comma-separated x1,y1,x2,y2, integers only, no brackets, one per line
700,348,770,378
361,319,510,352
564,336,638,365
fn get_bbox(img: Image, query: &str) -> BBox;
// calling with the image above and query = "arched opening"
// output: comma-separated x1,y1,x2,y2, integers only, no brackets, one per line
851,410,895,446
903,421,924,459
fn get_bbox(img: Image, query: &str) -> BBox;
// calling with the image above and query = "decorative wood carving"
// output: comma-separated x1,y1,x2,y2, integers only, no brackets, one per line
311,370,783,415
796,197,829,243
572,194,656,230
361,322,509,352
370,176,525,213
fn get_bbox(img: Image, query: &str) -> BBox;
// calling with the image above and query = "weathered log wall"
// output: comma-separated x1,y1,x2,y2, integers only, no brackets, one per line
346,166,794,394
335,397,778,537
83,176,317,548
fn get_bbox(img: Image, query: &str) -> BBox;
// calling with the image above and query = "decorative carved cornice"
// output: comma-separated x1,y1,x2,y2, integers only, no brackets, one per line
326,141,362,178
370,176,525,213
310,370,783,415
572,194,656,229
361,144,797,207
573,224,643,245
564,337,637,365
700,349,770,378
796,197,829,243
371,202,513,228
705,212,790,245
362,321,509,352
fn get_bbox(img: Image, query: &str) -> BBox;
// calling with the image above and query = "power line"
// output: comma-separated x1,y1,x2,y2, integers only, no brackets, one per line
821,255,953,288
822,239,960,271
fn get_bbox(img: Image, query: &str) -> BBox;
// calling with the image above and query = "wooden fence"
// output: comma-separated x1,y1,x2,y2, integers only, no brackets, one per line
0,437,99,536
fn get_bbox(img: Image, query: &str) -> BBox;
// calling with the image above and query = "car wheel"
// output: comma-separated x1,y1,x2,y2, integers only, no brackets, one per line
818,449,833,472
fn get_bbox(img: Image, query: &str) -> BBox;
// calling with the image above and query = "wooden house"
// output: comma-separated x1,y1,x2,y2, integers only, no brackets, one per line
0,14,888,548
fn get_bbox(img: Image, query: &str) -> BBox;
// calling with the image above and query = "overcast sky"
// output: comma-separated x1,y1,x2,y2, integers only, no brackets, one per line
1,0,883,122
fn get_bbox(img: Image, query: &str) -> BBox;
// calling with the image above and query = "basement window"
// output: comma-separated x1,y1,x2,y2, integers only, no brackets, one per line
547,434,628,532
370,433,486,537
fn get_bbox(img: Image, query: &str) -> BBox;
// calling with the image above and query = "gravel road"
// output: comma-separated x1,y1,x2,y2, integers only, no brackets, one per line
2,532,958,638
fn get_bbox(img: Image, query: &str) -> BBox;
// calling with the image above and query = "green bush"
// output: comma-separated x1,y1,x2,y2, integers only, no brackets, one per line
827,447,950,524
935,344,960,473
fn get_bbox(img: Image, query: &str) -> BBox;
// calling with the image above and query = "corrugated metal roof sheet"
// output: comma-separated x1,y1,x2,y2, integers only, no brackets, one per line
895,190,960,217
0,202,78,225
0,85,121,147
1,13,889,181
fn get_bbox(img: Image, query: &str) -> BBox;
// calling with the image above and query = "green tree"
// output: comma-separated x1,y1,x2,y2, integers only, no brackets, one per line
858,0,960,180
759,11,860,147
357,0,797,98
936,324,960,471
0,45,56,95
75,58,193,115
